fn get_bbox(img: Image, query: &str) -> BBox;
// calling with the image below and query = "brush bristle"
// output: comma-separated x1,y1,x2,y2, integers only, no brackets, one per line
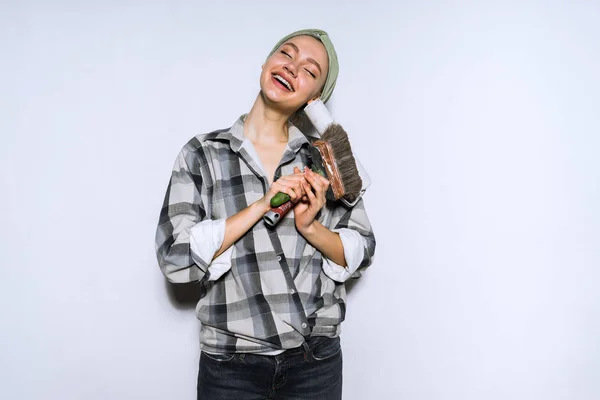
321,123,362,202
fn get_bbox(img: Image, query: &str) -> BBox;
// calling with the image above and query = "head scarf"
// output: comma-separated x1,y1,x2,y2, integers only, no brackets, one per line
267,29,339,103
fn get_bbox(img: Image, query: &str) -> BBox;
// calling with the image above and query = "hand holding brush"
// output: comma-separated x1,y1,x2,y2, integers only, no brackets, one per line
293,166,333,233
263,123,362,227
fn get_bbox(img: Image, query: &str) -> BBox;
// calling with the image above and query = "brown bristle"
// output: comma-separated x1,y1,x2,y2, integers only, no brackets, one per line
320,123,363,202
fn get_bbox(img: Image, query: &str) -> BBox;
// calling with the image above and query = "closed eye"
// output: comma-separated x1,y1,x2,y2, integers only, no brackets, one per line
305,69,316,78
281,50,292,59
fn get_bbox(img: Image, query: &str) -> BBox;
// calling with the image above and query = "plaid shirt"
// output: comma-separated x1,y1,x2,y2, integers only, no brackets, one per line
155,116,376,354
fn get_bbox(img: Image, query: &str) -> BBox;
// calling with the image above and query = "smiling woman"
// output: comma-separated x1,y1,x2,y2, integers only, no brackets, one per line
154,29,376,400
260,36,329,112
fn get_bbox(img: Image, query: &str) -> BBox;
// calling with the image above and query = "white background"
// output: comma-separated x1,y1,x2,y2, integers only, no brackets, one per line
1,0,599,399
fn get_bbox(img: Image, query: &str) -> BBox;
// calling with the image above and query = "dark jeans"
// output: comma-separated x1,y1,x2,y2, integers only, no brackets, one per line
197,336,343,400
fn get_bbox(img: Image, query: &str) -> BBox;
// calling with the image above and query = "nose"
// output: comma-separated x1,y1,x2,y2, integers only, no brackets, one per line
283,62,297,78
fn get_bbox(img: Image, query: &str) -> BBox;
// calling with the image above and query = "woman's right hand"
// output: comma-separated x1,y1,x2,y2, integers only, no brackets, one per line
259,170,308,211
218,169,308,258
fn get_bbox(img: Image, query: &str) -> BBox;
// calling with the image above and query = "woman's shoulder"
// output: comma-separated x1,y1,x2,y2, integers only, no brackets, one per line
169,127,232,170
178,127,233,153
189,127,231,146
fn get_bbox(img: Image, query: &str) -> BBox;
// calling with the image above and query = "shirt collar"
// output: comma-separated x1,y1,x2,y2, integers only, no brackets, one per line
209,115,310,154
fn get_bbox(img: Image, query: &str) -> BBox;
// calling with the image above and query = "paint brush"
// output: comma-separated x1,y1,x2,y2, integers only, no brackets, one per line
263,122,362,227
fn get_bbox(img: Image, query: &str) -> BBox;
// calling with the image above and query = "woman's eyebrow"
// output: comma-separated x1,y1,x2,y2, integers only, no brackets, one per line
282,42,300,52
282,42,323,74
307,58,322,74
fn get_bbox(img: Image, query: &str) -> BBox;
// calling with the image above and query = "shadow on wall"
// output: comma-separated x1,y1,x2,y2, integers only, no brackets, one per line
164,280,201,310
345,277,360,295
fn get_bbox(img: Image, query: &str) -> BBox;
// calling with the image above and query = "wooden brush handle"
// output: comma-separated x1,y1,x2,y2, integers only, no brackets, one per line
312,140,344,200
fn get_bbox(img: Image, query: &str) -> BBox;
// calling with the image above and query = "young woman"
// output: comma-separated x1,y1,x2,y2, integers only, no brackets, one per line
155,29,376,400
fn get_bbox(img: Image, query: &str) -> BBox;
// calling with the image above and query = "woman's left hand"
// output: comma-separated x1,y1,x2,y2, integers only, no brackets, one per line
293,166,330,234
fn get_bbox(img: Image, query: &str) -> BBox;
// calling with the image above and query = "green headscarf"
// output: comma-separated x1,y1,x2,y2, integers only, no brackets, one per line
267,29,339,104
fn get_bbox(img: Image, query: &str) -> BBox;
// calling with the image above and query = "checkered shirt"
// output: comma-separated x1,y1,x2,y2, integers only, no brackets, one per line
155,116,376,354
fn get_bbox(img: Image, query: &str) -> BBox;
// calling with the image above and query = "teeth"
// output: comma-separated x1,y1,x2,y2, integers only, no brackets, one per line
274,74,293,91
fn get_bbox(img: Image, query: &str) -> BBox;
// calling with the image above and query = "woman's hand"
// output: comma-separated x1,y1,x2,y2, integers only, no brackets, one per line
293,166,330,233
259,169,307,212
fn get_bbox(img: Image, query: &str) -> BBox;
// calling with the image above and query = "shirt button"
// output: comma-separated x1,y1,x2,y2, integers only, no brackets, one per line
289,289,295,294
276,255,282,261
301,323,307,329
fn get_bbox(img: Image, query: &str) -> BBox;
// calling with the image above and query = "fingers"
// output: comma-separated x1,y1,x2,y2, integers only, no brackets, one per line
271,167,330,204
299,169,331,213
302,181,316,202
272,181,302,202
272,170,307,203
303,168,330,196
276,170,306,186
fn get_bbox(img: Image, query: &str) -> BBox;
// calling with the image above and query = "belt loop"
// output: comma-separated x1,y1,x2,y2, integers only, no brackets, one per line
302,341,312,361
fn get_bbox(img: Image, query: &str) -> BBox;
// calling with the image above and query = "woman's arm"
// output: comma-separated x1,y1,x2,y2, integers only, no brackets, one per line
294,167,376,276
213,170,308,259
293,167,346,265
156,145,308,283
155,147,213,283
298,220,347,266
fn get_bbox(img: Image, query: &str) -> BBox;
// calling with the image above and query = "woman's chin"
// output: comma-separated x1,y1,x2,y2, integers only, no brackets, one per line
261,90,304,112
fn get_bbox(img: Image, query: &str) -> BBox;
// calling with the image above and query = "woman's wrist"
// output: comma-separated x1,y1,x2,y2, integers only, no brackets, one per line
255,197,273,215
297,220,347,266
296,220,319,237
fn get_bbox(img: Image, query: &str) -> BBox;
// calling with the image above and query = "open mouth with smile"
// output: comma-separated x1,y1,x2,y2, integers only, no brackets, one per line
272,73,294,92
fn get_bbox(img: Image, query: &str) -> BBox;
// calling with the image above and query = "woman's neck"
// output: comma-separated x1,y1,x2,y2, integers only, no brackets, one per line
244,93,292,145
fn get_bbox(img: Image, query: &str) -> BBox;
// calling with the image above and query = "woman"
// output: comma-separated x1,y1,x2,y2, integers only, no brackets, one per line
155,29,376,400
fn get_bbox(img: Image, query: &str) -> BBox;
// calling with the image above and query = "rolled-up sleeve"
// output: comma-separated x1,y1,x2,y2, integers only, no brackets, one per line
322,198,376,282
190,219,233,281
155,146,227,283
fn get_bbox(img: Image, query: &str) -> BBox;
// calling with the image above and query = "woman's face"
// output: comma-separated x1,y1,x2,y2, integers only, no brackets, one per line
260,35,329,114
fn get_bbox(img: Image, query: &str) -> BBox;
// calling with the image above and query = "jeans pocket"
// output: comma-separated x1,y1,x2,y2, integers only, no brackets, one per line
201,351,236,363
311,336,342,361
